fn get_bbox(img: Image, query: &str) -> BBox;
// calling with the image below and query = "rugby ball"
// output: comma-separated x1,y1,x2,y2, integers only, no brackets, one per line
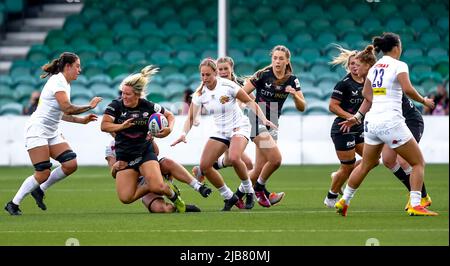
148,113,168,135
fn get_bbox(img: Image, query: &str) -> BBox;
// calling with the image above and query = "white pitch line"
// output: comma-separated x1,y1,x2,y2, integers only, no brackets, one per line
0,228,447,234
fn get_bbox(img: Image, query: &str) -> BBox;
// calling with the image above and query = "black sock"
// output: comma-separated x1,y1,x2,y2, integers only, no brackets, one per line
169,194,178,202
421,184,427,198
327,191,338,199
393,168,411,191
213,157,226,170
263,187,270,198
213,162,220,170
236,189,245,199
254,182,265,192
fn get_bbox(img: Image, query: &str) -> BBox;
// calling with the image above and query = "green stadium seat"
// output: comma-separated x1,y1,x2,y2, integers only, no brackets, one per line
327,4,348,19
101,50,123,63
361,17,381,32
260,19,281,36
419,32,441,47
316,32,337,47
301,86,324,101
304,100,330,115
410,17,431,32
235,62,256,76
3,0,24,13
179,6,199,21
147,92,168,103
0,102,23,116
89,74,112,85
267,33,289,47
301,4,324,20
426,3,448,16
300,48,321,62
27,45,50,63
88,21,109,35
350,3,372,20
126,51,147,64
155,6,176,22
186,19,206,34
106,62,129,79
309,18,330,32
12,73,39,87
82,60,106,78
285,19,307,35
385,17,406,32
71,88,94,101
436,17,449,33
0,75,13,87
374,3,397,17
91,85,117,100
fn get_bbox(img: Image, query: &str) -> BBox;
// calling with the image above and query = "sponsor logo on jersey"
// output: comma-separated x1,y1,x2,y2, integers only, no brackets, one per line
294,78,300,88
154,104,162,113
219,95,230,104
265,82,272,89
373,87,387,95
352,90,359,96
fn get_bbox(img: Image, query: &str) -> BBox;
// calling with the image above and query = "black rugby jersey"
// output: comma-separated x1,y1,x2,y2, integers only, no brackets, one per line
249,67,300,123
330,73,364,134
104,98,165,160
402,93,423,124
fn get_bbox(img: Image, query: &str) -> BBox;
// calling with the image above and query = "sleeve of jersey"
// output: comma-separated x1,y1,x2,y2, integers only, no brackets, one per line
396,61,409,75
330,82,345,101
291,76,301,91
191,93,201,106
50,78,68,94
104,100,119,118
249,72,262,88
151,102,165,114
230,82,241,97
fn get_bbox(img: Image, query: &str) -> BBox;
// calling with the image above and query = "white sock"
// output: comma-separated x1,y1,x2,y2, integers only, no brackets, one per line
342,185,357,204
257,176,266,185
40,166,67,191
410,191,422,207
404,166,413,175
218,185,234,200
218,156,225,168
189,179,202,191
390,163,401,173
240,179,254,194
12,175,39,205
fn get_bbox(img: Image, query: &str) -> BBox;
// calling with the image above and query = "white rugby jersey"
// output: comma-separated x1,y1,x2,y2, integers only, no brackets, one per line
28,72,71,137
192,77,248,135
366,55,408,123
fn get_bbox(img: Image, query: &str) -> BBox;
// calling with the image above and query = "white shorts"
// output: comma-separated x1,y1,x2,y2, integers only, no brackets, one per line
211,119,251,142
24,124,66,150
364,120,413,149
105,140,116,158
25,134,66,150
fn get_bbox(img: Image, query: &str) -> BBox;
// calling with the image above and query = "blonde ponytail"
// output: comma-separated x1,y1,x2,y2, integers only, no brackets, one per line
120,65,159,98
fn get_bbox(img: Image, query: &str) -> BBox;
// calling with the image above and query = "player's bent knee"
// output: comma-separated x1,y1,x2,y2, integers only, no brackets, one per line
56,150,77,163
62,160,78,174
34,160,52,172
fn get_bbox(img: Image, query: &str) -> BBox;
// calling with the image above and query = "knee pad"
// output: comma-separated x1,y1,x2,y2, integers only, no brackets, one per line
56,150,77,163
340,158,356,165
34,161,52,172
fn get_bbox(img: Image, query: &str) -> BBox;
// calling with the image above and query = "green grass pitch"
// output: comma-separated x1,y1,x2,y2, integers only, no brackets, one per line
0,164,448,246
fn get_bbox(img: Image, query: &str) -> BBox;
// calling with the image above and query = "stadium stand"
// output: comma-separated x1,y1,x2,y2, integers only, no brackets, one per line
0,0,448,116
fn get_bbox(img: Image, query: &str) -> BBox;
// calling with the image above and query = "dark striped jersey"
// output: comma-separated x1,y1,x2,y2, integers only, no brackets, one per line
249,67,301,123
104,98,164,161
330,73,364,134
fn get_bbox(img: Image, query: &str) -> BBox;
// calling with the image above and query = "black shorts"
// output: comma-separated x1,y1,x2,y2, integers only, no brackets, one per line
406,120,424,143
331,131,364,151
118,144,158,172
249,116,278,141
